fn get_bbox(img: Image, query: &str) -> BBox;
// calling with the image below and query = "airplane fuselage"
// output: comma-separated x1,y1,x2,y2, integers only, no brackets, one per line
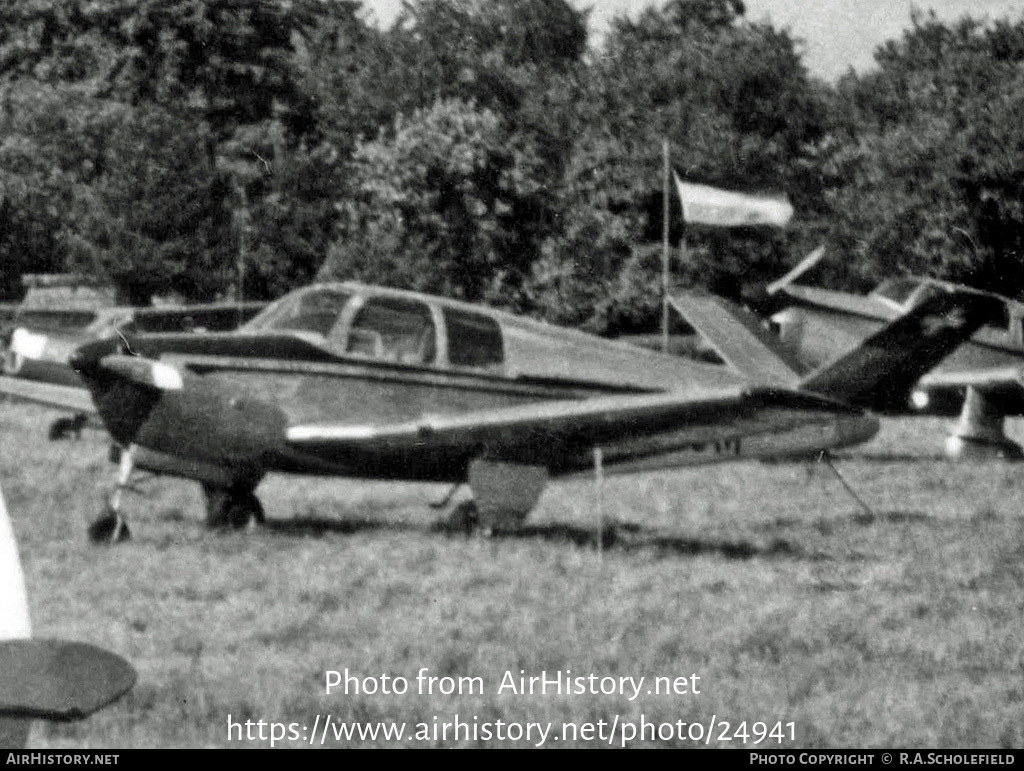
94,332,873,486
71,283,875,489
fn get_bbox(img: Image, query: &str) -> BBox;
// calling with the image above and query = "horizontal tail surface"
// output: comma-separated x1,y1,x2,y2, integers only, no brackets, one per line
798,290,1002,410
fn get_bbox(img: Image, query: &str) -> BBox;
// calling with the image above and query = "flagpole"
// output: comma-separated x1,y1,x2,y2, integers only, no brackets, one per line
662,139,670,354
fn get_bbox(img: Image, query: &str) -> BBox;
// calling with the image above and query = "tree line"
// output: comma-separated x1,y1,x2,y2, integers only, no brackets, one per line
1,0,1023,334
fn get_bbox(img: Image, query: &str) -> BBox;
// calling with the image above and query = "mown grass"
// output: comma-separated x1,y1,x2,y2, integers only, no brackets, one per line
1,401,1022,748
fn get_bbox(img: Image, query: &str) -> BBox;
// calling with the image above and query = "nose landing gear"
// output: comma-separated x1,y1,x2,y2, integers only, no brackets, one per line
88,445,135,544
87,444,266,543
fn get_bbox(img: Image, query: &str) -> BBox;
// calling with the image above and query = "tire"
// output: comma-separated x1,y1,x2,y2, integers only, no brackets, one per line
87,513,131,544
205,486,264,529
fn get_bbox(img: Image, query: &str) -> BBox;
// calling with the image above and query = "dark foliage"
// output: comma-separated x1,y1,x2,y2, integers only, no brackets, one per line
1,1,1023,324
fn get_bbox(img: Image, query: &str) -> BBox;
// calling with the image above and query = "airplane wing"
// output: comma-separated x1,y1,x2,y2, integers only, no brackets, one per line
0,376,96,415
667,291,810,382
918,365,1024,392
0,640,136,719
286,385,876,468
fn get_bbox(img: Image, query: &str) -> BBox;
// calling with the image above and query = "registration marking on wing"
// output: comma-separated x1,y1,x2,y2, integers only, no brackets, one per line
591,418,841,475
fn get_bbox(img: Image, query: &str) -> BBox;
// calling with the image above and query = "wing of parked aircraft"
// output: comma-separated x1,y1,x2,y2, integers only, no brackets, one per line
0,640,137,721
0,375,95,415
917,365,1024,396
284,384,876,470
0,481,135,746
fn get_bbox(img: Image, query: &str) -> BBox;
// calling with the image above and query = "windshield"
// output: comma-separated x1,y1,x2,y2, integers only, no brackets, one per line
871,278,922,308
243,287,351,338
82,310,135,338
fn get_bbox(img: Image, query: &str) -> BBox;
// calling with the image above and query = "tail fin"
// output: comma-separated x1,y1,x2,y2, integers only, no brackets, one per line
798,289,1002,410
667,291,810,384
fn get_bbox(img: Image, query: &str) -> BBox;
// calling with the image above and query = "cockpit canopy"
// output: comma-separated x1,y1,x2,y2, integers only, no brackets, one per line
870,277,946,311
242,284,505,371
871,276,1012,335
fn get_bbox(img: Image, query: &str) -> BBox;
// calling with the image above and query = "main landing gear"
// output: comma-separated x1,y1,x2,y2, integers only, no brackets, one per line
202,484,265,529
87,444,265,544
440,460,550,536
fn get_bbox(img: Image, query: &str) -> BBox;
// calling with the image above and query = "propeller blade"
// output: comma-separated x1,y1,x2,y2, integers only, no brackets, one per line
767,245,826,295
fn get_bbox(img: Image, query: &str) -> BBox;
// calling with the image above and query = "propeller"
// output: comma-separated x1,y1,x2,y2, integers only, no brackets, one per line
767,245,826,294
741,245,826,316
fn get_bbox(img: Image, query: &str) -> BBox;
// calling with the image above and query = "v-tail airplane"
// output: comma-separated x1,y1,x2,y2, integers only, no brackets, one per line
0,281,1000,543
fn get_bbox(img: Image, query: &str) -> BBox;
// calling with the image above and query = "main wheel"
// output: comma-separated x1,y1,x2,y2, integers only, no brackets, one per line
204,486,264,529
224,491,265,529
446,500,479,534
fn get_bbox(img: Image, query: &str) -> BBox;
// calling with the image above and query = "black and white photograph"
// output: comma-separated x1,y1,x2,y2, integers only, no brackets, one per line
1,0,1023,751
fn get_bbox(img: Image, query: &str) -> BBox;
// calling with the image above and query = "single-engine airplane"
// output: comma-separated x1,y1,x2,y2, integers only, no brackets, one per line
0,480,135,747
0,281,1001,543
738,248,1024,458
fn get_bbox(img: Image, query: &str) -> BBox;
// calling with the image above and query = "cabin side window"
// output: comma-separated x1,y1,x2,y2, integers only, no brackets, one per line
443,308,503,369
346,297,436,365
872,278,921,309
985,301,1010,332
1007,311,1024,344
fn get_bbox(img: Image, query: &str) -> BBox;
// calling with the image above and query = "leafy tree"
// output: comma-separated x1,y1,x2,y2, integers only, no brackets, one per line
233,131,347,301
321,99,549,303
821,12,1024,295
67,107,235,304
525,0,827,330
0,0,338,138
380,0,587,117
0,1,362,302
0,80,122,298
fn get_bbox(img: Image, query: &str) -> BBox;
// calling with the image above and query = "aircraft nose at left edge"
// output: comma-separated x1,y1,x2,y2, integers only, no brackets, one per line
0,475,136,748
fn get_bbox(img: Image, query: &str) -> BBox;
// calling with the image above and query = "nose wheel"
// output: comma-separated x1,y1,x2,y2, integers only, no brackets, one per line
87,508,131,544
88,445,134,544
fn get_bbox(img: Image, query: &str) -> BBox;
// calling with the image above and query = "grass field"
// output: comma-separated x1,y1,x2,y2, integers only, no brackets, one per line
1,400,1022,748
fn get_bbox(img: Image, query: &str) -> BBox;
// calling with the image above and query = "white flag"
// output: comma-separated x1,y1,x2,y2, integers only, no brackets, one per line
675,175,793,228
